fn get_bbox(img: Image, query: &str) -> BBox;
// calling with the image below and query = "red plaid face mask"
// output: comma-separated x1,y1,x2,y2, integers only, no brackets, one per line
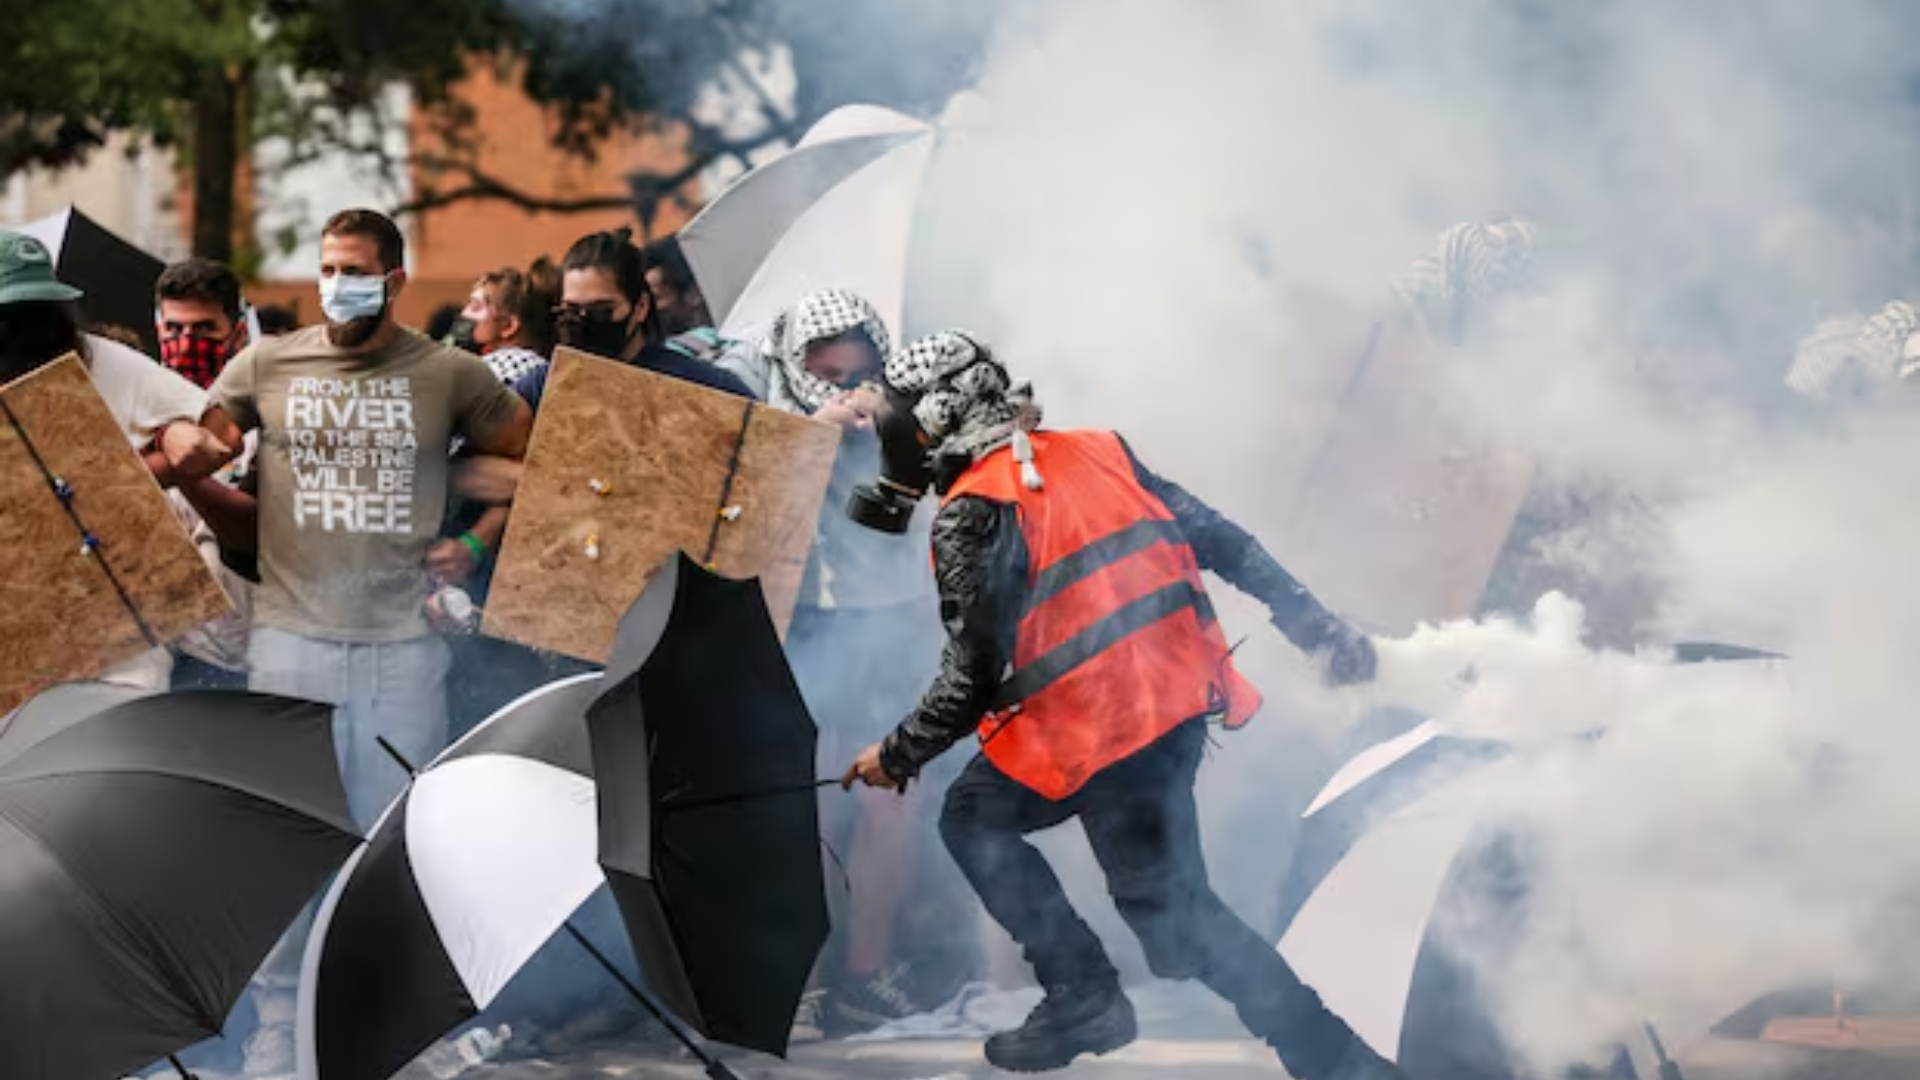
159,333,233,389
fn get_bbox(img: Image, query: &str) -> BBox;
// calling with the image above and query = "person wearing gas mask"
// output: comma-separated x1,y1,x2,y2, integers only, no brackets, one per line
449,261,559,386
840,331,1401,1080
509,227,753,412
730,290,966,1033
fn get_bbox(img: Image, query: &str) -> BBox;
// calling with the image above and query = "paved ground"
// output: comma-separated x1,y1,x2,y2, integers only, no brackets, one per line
412,1032,1919,1080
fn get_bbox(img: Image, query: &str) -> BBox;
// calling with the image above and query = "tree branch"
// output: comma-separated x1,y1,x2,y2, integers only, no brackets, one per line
392,119,793,221
393,165,639,216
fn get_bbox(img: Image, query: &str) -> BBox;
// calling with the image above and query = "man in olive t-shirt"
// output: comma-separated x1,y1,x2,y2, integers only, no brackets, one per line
163,210,531,826
159,209,531,1080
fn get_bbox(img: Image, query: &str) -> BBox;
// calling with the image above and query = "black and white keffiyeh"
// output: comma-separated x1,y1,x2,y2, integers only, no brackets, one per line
1392,219,1538,340
484,345,548,387
761,289,892,412
1786,299,1920,398
885,330,1045,486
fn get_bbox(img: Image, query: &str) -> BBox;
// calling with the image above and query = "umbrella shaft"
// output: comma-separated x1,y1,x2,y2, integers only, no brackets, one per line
562,924,740,1080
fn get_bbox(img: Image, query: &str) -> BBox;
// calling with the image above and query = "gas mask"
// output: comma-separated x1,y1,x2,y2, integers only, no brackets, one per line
847,386,943,534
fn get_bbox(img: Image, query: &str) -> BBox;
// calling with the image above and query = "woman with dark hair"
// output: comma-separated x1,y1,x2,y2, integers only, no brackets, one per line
510,227,753,411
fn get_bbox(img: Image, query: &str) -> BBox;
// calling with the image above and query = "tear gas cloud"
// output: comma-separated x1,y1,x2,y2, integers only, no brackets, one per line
900,0,1920,1071
514,0,1920,1068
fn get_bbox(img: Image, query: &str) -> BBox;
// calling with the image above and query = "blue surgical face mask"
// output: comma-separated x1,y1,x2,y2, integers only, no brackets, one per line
319,272,391,325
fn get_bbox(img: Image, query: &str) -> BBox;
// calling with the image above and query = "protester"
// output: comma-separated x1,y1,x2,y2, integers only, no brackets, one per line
153,256,258,689
450,259,559,385
640,234,714,336
439,257,567,742
0,230,252,694
511,226,753,411
639,234,746,364
156,256,247,388
736,290,961,1034
157,208,532,1077
840,331,1400,1079
162,207,532,824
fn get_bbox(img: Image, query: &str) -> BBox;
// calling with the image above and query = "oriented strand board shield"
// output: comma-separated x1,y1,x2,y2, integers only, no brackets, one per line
1278,327,1536,635
0,355,230,715
484,348,840,662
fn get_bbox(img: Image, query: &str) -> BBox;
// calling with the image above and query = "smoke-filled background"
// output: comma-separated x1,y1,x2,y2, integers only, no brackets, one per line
899,0,1920,1073
518,0,1920,1072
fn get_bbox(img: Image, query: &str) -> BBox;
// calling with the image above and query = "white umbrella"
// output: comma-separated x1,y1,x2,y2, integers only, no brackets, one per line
680,104,935,347
1279,649,1786,1078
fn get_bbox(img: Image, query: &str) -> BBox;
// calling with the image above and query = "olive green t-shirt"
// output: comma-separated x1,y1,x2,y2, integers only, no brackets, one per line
210,325,520,642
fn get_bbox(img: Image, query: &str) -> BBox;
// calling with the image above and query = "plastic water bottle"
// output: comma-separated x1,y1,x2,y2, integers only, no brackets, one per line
418,1024,510,1079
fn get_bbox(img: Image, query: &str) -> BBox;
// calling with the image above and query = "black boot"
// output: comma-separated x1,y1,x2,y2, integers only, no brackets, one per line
984,981,1138,1073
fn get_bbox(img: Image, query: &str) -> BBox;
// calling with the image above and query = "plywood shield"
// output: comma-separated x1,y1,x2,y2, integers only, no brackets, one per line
1278,327,1536,635
484,349,840,662
0,355,231,715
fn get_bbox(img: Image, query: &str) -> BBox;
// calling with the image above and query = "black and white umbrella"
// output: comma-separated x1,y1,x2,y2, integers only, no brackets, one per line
294,674,609,1080
1277,647,1786,1080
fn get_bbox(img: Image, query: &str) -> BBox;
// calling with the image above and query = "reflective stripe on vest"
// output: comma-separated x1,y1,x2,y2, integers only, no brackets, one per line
943,430,1262,799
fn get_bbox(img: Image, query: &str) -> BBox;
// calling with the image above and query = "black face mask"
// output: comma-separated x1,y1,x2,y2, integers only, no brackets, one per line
847,386,937,535
448,316,481,354
556,309,632,359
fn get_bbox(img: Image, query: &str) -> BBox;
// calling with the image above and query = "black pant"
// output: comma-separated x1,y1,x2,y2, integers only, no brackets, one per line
939,719,1358,1080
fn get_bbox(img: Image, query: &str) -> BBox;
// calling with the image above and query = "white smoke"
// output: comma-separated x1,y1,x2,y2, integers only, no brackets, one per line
897,0,1920,1073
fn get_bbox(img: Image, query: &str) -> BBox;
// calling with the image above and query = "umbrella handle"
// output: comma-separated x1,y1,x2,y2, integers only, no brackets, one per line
562,924,743,1079
169,1054,201,1080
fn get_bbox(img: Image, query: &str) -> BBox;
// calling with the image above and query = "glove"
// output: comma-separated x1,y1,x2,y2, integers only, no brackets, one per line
1317,622,1378,687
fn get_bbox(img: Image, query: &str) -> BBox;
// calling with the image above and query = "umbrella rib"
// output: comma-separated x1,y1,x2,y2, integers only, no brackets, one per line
0,764,356,837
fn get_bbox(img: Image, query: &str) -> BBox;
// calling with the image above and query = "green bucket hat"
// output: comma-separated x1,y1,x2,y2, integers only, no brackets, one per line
0,230,82,306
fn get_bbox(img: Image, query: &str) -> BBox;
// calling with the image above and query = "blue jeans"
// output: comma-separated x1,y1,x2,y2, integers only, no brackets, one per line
249,626,453,828
170,627,452,1077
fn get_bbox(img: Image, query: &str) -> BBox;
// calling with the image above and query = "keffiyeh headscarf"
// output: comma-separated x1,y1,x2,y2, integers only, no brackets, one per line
1392,218,1538,341
761,289,892,412
885,329,1046,488
1786,300,1920,398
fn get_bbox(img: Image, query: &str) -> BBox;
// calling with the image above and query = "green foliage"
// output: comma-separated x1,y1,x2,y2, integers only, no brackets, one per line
0,0,1002,220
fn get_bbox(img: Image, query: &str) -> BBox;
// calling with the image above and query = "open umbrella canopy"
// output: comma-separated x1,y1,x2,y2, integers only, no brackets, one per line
681,104,931,333
682,104,934,346
16,206,165,355
0,683,357,1080
1279,646,1789,1079
588,553,830,1058
296,673,607,1080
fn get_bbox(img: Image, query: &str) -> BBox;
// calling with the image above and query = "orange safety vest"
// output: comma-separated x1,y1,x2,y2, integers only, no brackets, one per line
942,430,1262,799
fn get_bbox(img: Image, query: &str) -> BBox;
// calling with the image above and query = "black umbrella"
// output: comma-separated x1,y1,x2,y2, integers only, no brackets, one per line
18,207,166,355
0,683,358,1080
588,553,832,1058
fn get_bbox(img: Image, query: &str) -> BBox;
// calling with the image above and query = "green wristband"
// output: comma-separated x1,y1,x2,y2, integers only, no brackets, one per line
457,530,489,564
